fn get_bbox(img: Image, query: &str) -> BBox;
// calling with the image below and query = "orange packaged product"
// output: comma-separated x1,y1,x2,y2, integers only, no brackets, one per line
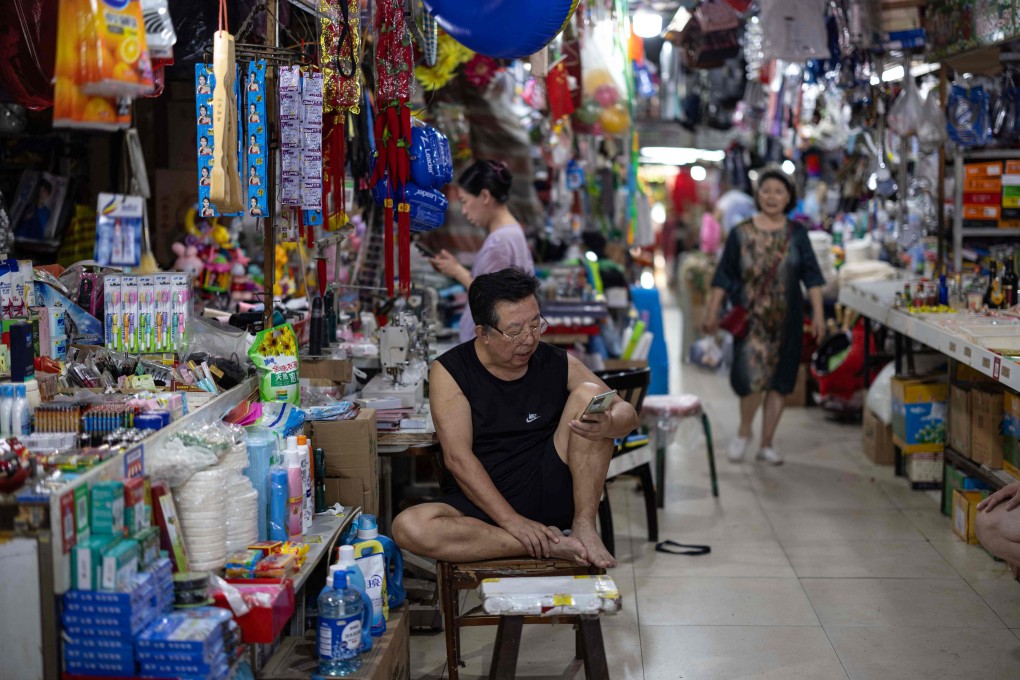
79,0,154,97
254,553,297,580
53,0,132,130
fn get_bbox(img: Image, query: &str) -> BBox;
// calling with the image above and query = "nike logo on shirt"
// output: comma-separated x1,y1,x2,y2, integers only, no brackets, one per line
526,413,540,423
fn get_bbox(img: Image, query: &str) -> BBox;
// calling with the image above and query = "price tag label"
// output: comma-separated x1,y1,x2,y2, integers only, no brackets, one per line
59,491,76,554
964,347,973,358
949,342,957,354
1003,365,1011,380
993,356,1002,380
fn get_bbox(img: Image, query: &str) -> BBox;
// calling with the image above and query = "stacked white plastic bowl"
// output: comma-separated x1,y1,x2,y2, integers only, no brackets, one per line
173,468,228,572
808,230,837,283
224,474,259,553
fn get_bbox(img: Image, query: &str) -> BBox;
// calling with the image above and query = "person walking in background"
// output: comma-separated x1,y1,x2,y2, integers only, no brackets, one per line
429,160,535,343
701,168,826,465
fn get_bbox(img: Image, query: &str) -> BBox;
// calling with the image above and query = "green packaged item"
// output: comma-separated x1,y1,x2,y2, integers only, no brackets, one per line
91,480,125,536
135,527,161,570
101,539,140,592
74,485,90,541
72,534,120,591
248,323,300,404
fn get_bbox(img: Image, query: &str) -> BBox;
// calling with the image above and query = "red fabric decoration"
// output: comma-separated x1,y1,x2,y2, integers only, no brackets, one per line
546,60,574,121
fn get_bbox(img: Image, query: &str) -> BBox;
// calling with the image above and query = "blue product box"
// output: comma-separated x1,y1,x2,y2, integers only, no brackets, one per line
62,624,135,642
61,606,152,637
64,640,136,666
139,656,228,677
136,611,230,662
65,659,137,676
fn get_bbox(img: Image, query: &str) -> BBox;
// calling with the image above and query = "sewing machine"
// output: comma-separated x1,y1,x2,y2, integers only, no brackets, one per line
361,311,428,407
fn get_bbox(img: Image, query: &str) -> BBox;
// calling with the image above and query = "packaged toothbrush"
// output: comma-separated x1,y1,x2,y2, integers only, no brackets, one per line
170,274,190,352
105,275,122,350
122,276,139,353
154,274,172,352
138,276,154,353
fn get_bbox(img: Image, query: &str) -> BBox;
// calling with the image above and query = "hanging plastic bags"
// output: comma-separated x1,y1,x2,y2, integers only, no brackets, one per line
887,71,923,138
916,84,948,152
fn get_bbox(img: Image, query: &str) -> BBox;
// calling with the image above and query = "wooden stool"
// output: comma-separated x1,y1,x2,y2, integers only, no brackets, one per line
437,557,607,680
641,394,719,506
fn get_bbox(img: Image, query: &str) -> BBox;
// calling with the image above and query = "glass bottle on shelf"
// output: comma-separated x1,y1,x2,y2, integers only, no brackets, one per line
984,261,998,308
1003,259,1018,308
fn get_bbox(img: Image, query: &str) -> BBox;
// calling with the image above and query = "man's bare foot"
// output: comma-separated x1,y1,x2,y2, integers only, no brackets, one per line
547,530,590,565
571,524,616,569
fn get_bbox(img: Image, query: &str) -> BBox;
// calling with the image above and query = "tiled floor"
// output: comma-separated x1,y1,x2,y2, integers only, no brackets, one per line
408,297,1020,679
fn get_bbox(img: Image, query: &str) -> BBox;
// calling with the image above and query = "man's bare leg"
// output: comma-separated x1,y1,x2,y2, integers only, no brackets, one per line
554,383,618,569
392,502,589,564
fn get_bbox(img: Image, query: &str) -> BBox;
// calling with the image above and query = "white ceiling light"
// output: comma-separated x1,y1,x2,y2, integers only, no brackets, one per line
781,160,796,175
638,147,725,165
633,10,664,38
691,165,707,181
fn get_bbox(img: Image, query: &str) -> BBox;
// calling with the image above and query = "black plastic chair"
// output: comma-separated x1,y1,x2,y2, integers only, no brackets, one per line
595,367,656,557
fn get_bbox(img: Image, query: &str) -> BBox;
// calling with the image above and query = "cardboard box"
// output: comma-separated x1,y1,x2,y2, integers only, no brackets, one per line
904,451,944,484
943,465,991,515
963,204,1000,221
964,161,1003,177
963,177,1002,193
785,364,808,408
1008,393,1020,470
260,604,409,679
299,358,354,386
1007,160,1020,174
323,477,378,516
971,387,1004,469
952,489,986,544
862,408,895,465
949,385,971,457
891,376,947,453
962,192,1002,205
307,408,378,486
953,363,998,385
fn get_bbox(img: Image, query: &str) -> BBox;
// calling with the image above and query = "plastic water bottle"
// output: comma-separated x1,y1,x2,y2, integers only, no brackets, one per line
0,384,12,438
11,384,29,436
318,571,364,676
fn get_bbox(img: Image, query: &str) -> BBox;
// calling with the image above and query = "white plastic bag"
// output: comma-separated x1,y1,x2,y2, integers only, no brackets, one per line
917,84,949,152
888,73,923,138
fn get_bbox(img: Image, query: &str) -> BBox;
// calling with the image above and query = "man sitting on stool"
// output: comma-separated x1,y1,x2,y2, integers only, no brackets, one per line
393,267,636,569
976,481,1020,581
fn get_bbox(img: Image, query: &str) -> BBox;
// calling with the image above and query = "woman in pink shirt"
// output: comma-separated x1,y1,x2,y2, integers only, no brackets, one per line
430,160,535,343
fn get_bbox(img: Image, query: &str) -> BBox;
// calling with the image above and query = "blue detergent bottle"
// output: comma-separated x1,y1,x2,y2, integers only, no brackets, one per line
336,545,375,648
355,514,406,609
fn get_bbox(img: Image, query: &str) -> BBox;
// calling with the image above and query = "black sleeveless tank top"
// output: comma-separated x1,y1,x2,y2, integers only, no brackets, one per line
437,341,569,496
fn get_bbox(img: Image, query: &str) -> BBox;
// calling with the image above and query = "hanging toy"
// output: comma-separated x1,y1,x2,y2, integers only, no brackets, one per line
371,0,414,297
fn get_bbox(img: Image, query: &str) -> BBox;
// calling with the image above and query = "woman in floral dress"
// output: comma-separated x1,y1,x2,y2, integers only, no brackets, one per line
702,169,826,465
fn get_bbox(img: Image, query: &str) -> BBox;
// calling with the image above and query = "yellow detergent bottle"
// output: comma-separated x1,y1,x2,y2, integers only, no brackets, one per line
352,535,388,636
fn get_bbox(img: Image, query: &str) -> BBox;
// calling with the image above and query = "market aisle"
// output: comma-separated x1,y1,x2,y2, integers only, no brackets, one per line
408,298,1020,679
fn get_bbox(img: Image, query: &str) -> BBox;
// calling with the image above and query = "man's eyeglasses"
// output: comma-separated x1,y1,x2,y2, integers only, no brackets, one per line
488,317,550,345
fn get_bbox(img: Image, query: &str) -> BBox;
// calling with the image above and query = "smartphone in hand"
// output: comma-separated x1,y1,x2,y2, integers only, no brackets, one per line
414,241,436,259
580,390,617,422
